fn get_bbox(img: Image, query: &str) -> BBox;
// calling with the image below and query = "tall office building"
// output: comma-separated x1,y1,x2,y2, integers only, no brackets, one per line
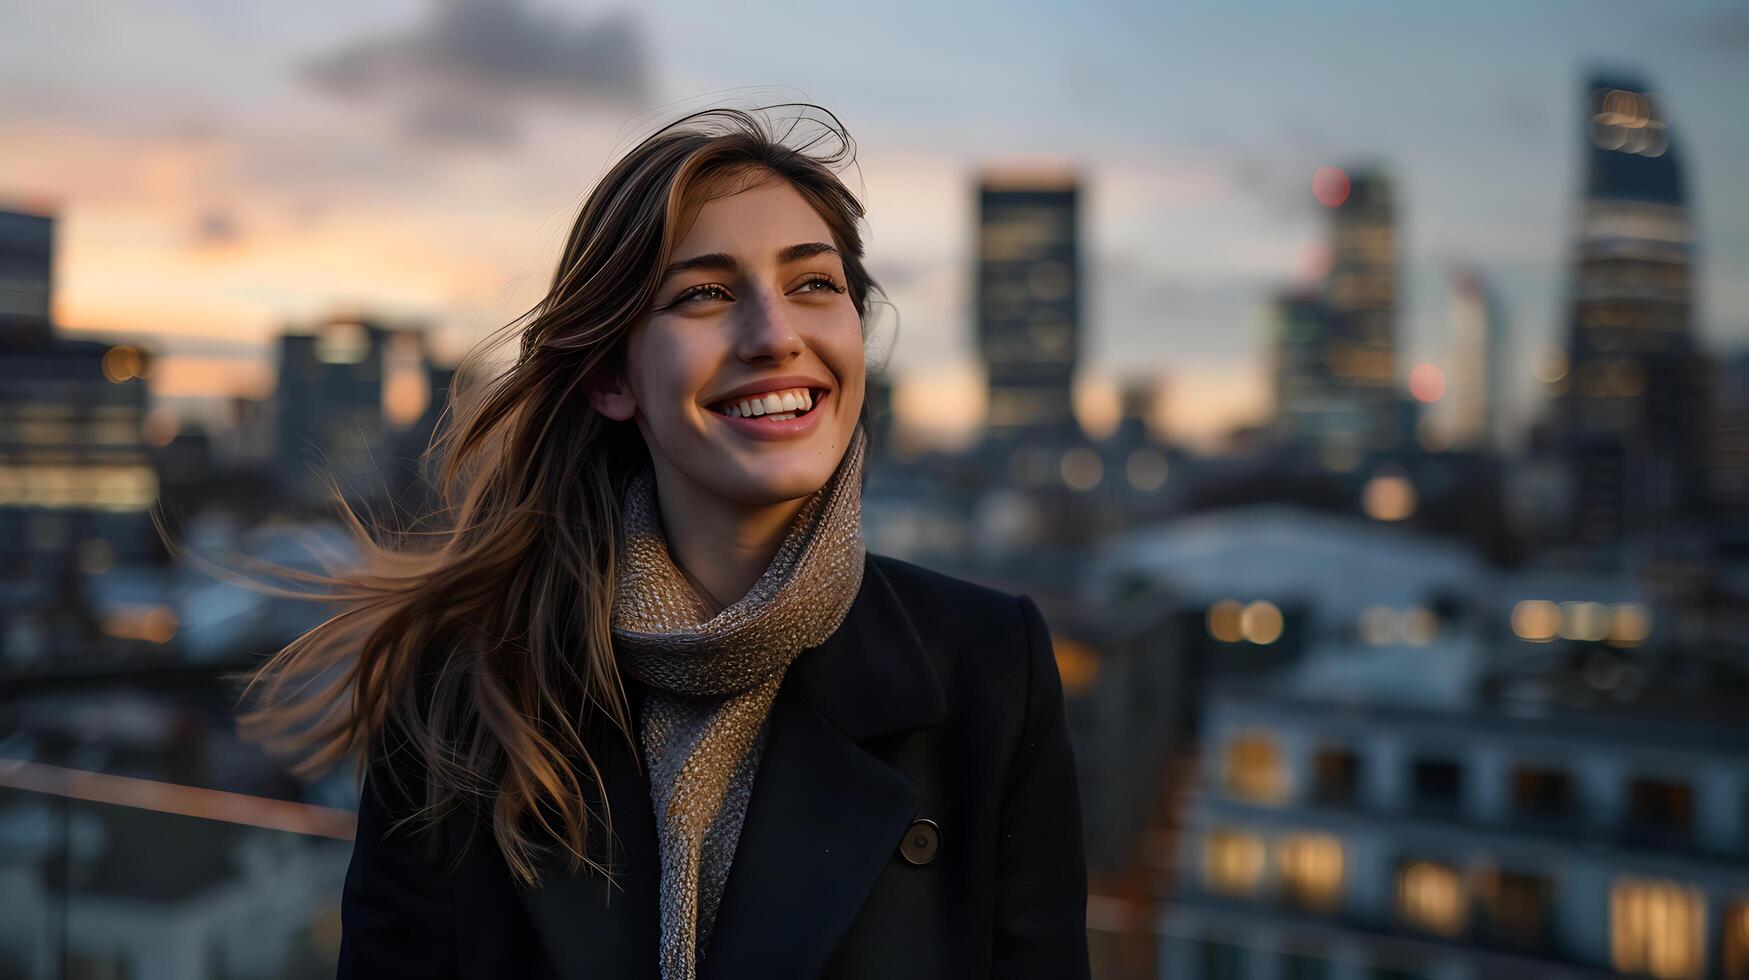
1273,171,1403,456
1447,267,1509,452
1271,289,1359,446
1555,71,1703,546
0,207,54,346
1325,169,1400,448
975,170,1081,437
273,315,429,507
0,207,158,662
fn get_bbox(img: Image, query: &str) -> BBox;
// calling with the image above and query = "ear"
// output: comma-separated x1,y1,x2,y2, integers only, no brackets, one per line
586,371,638,421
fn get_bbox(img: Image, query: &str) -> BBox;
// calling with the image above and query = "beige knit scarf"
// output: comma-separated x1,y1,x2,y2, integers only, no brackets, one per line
611,425,868,980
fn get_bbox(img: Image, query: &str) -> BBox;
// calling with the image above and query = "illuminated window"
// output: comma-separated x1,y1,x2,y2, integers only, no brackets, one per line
1278,833,1344,912
1512,766,1575,821
1223,733,1286,804
1312,747,1360,806
1725,900,1749,980
1240,600,1284,644
1478,868,1553,950
1611,877,1705,979
1396,860,1466,937
1206,600,1244,643
1202,829,1266,897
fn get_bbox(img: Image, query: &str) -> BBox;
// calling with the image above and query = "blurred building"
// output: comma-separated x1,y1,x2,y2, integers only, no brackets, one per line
0,206,160,669
1116,376,1167,446
1325,169,1401,451
976,169,1082,437
1161,662,1749,979
1553,72,1707,549
1709,349,1749,540
0,208,54,345
865,372,898,462
272,315,434,509
1446,268,1509,454
1272,169,1406,460
1271,290,1369,459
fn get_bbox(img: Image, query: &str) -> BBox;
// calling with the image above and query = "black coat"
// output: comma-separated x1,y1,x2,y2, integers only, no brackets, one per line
337,551,1090,979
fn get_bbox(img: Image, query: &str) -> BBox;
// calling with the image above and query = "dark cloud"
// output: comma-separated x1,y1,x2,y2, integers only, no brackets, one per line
302,0,653,146
192,207,241,247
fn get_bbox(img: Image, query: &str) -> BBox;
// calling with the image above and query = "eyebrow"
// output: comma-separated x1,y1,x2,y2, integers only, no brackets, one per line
660,241,839,283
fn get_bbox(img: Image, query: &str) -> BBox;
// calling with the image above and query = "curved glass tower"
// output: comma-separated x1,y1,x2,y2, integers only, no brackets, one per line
1557,71,1701,548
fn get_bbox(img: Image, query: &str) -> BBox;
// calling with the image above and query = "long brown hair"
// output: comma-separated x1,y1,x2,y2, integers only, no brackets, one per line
216,103,883,888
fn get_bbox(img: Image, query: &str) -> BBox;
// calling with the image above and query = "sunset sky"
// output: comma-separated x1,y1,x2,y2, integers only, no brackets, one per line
5,0,1748,448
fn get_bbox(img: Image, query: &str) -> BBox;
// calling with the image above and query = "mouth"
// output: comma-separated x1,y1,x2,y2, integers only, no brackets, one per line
706,385,828,422
705,385,831,441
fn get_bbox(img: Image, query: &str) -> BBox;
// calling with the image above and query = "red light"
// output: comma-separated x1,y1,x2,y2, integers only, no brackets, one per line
1409,362,1446,403
1313,166,1351,208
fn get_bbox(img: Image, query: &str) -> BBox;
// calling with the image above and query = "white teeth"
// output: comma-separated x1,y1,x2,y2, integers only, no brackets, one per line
712,386,819,417
767,412,797,421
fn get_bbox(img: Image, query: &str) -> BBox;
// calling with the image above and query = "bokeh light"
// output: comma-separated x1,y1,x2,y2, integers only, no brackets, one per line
1408,362,1446,403
1313,166,1352,208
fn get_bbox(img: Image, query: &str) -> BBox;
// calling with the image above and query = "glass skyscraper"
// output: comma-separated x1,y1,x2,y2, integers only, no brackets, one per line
1556,72,1704,547
976,172,1081,437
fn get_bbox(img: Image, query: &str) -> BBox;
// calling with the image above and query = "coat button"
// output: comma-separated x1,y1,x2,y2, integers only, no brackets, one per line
899,818,939,866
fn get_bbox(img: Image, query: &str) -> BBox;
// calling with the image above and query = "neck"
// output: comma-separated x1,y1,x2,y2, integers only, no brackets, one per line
649,467,811,613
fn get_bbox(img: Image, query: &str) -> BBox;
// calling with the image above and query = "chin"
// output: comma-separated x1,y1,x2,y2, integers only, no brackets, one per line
713,453,840,506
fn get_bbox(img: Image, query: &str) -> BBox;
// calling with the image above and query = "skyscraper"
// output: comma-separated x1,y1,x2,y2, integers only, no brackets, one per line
0,207,54,346
273,315,419,507
1273,169,1404,459
1325,169,1400,448
1555,71,1703,546
0,207,157,662
975,170,1081,437
1271,289,1354,448
1446,267,1508,452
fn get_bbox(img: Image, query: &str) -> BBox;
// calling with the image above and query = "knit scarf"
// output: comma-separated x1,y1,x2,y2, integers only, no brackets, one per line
610,425,868,980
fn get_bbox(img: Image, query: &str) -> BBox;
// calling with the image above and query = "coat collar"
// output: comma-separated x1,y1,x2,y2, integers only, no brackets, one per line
516,552,948,979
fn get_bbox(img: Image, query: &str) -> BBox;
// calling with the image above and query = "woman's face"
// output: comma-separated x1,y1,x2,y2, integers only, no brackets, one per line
593,172,865,507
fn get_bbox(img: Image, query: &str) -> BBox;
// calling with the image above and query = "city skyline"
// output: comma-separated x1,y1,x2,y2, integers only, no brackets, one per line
3,0,1748,449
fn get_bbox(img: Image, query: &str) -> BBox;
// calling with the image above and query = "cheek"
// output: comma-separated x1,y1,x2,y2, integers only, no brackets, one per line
818,312,866,379
633,324,719,416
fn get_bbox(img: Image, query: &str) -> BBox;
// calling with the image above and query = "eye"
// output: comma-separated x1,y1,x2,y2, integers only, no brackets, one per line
797,273,847,295
675,284,731,305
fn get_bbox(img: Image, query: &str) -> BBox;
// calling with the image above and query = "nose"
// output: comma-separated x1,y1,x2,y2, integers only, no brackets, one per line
733,286,803,364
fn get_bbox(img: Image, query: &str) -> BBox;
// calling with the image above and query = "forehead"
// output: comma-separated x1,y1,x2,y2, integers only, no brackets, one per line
674,175,835,257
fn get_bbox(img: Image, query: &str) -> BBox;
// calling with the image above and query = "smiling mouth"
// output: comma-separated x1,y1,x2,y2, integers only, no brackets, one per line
708,387,827,422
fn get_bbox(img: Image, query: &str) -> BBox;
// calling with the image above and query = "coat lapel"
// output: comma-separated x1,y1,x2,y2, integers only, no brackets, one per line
517,553,947,979
702,553,948,978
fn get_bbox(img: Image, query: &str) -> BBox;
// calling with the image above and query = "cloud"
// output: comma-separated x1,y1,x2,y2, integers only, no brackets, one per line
302,0,654,146
192,207,241,247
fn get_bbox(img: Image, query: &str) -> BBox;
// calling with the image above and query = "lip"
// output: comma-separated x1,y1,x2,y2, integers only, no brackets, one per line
710,387,830,442
704,374,832,407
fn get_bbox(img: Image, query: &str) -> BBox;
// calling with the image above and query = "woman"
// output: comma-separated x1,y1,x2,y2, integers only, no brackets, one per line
236,104,1088,979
